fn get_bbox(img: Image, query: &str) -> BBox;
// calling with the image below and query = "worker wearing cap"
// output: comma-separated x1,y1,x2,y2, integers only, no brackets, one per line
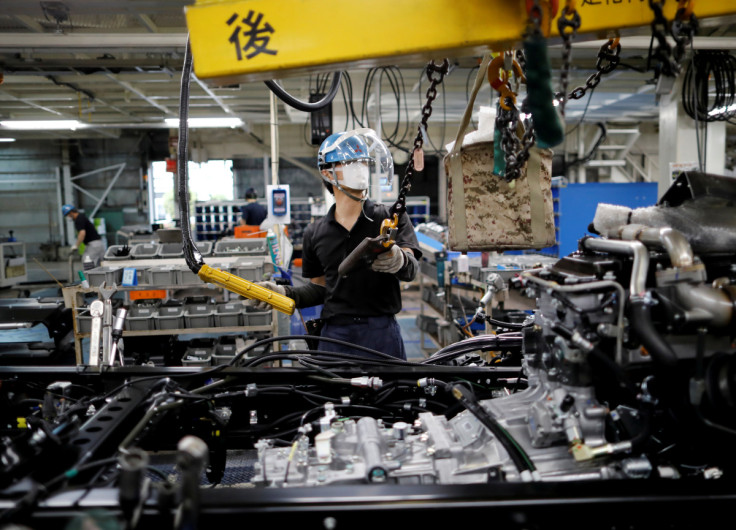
251,129,420,360
239,187,267,227
62,204,105,267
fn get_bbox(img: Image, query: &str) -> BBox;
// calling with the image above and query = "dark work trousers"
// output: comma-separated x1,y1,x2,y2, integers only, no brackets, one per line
318,315,407,361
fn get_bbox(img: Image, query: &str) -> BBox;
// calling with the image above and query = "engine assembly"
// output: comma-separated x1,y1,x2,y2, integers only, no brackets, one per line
1,172,736,528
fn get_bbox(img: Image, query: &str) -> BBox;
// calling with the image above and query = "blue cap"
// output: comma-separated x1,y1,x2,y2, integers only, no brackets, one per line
62,204,75,216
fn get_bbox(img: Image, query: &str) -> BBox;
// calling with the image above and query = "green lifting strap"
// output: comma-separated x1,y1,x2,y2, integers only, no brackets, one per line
524,32,564,149
492,119,506,178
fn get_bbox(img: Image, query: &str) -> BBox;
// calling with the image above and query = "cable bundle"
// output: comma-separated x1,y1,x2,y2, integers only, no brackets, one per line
682,50,736,122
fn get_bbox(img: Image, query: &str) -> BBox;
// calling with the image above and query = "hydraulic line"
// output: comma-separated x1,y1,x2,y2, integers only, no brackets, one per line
265,72,341,112
449,383,537,479
177,37,294,315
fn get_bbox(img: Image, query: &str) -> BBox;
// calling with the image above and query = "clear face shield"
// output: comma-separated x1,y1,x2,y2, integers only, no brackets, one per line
321,128,393,199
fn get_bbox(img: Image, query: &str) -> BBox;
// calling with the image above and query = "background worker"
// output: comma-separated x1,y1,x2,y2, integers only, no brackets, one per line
62,204,105,267
253,129,420,360
239,187,267,227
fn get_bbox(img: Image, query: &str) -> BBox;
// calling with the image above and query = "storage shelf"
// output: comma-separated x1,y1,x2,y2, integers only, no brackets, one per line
63,283,278,365
75,325,272,338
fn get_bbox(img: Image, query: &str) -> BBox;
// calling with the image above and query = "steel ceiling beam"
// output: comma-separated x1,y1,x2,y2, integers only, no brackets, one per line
104,73,176,117
0,33,187,49
135,14,159,33
12,15,44,33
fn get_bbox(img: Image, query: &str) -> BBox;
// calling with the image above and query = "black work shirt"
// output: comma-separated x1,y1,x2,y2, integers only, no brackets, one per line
241,202,267,226
301,199,421,320
73,213,101,244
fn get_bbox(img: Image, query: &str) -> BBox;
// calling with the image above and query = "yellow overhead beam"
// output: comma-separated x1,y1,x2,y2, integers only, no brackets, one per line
186,0,734,84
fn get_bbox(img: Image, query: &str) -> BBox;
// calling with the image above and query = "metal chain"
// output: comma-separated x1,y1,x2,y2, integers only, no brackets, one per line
649,0,681,77
566,39,621,100
388,59,450,218
557,2,581,117
496,104,536,183
492,0,542,183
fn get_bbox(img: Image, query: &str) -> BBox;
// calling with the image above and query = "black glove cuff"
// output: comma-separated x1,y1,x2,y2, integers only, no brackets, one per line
396,250,418,282
284,282,327,309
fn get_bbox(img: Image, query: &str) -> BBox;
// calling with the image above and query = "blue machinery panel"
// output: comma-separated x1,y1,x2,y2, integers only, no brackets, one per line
557,182,658,257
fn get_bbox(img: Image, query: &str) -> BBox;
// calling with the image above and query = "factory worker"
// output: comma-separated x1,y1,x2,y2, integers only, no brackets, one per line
253,128,420,360
62,204,105,268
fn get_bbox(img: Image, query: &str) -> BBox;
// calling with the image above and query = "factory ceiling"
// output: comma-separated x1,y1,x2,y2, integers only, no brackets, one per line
1,0,736,145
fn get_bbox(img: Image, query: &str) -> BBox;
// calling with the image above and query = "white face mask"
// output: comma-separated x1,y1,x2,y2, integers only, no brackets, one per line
336,161,370,190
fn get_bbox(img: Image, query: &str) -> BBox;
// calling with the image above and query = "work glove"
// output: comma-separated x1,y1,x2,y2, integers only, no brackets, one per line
69,245,79,257
246,281,286,311
370,245,406,274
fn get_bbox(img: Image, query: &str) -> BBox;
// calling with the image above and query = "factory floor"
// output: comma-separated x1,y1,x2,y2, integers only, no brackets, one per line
0,259,444,360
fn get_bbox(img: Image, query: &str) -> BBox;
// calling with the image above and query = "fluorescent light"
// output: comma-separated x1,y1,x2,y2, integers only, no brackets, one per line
0,120,84,130
0,138,16,142
164,117,243,129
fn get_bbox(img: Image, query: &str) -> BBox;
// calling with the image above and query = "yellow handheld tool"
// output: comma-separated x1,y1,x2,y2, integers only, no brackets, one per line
197,264,295,315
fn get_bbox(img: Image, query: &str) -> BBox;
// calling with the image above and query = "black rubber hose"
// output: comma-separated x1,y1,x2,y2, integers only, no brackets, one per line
178,37,204,274
422,334,523,365
485,317,530,330
265,72,342,112
629,299,678,367
627,405,652,452
449,383,534,474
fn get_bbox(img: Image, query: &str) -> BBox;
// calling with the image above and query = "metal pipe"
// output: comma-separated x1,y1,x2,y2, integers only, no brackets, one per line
582,237,649,297
675,284,734,328
0,322,32,330
523,275,626,364
618,225,694,268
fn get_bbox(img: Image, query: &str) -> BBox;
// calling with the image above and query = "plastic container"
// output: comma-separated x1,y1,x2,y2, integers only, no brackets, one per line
184,301,215,328
214,238,268,256
176,265,202,285
146,266,177,286
130,243,160,259
157,243,183,258
158,302,184,330
215,302,243,327
86,266,124,287
213,336,239,365
104,245,132,261
181,338,216,367
232,259,265,282
244,306,272,327
132,266,149,285
195,241,213,256
126,302,158,331
77,309,92,334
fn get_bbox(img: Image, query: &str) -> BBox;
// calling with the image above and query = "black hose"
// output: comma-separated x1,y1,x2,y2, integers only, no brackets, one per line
449,383,534,474
628,405,652,452
682,51,736,122
422,334,523,365
265,72,342,112
178,37,204,274
485,316,530,330
231,334,411,366
629,299,678,367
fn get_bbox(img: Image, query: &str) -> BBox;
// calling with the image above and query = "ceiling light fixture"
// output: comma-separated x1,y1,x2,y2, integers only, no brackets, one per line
164,118,243,129
0,120,84,130
0,138,16,142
